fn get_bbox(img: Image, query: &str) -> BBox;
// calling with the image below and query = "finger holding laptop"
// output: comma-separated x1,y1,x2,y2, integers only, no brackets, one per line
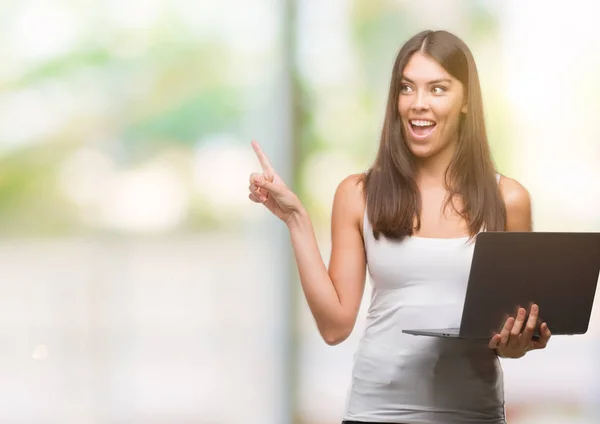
488,303,552,358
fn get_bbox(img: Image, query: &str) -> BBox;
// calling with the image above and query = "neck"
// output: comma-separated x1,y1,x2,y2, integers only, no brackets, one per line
414,142,456,186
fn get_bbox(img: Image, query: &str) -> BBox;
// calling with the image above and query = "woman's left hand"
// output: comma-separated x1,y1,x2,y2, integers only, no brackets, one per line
488,304,552,358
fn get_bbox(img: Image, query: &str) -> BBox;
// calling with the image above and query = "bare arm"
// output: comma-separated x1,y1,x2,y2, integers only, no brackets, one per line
248,141,367,345
286,174,367,345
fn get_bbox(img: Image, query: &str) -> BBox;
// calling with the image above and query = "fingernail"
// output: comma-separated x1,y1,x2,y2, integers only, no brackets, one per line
532,304,538,312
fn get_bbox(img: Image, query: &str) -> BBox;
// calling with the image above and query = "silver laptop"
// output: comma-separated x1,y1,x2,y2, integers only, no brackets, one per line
402,232,600,339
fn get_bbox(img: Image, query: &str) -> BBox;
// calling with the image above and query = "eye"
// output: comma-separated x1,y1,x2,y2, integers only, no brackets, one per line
432,86,446,94
400,84,413,93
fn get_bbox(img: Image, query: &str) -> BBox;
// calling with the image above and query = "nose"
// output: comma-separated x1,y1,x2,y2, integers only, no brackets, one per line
410,90,430,111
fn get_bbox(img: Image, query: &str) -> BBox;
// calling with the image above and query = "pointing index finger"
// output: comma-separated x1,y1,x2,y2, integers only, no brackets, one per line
251,140,274,176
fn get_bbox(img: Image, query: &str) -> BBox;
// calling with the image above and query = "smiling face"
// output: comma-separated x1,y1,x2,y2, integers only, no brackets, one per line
398,51,467,160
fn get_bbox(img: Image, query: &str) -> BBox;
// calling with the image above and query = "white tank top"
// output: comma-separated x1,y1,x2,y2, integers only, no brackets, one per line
343,176,506,423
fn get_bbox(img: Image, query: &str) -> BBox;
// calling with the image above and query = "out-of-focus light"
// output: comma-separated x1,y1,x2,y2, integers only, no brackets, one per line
173,0,276,55
59,149,190,233
11,2,79,64
0,86,74,150
300,150,361,214
31,344,49,361
297,0,355,86
103,0,163,30
58,147,116,209
97,159,189,232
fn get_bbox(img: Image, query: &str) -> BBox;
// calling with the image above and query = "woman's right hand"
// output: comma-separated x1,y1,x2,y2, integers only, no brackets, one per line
248,140,304,225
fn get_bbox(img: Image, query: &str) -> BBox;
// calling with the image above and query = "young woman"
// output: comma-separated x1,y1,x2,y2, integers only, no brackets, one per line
248,30,551,424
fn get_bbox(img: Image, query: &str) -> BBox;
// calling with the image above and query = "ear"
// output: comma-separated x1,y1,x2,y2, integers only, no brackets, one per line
461,103,468,114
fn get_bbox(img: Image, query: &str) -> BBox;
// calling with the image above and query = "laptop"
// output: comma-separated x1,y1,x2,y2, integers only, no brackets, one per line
402,232,600,339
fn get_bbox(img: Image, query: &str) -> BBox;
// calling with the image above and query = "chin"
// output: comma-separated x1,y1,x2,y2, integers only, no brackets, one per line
407,142,436,158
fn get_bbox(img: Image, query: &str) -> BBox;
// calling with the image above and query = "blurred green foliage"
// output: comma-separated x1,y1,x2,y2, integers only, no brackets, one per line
0,1,509,236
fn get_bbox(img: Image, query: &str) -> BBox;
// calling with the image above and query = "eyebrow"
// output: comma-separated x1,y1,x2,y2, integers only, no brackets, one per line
401,76,452,85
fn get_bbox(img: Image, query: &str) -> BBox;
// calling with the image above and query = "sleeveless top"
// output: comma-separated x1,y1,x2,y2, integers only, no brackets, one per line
342,174,506,424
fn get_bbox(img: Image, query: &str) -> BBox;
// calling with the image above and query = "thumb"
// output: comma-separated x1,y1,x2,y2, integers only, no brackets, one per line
256,175,282,195
489,335,500,349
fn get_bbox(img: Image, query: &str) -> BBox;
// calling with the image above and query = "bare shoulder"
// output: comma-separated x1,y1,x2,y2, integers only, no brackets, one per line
498,175,532,231
335,173,366,209
332,173,367,229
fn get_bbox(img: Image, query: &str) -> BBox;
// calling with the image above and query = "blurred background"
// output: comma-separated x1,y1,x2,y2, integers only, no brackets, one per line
0,0,599,423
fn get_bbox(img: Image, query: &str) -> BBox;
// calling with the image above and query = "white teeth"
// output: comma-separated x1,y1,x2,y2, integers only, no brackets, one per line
411,120,435,127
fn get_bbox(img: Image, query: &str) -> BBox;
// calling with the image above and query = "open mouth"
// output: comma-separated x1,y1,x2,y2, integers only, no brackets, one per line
409,119,436,140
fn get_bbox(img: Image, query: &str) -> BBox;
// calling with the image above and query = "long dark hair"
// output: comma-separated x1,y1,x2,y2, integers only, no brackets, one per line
362,30,506,240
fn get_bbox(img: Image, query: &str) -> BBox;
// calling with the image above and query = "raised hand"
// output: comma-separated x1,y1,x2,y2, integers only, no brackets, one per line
248,140,304,224
488,304,552,358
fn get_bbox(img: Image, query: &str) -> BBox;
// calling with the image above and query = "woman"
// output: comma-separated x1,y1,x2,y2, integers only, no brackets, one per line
248,30,551,424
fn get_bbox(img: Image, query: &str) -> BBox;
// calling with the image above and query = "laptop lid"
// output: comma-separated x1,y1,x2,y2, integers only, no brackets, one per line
457,232,600,338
